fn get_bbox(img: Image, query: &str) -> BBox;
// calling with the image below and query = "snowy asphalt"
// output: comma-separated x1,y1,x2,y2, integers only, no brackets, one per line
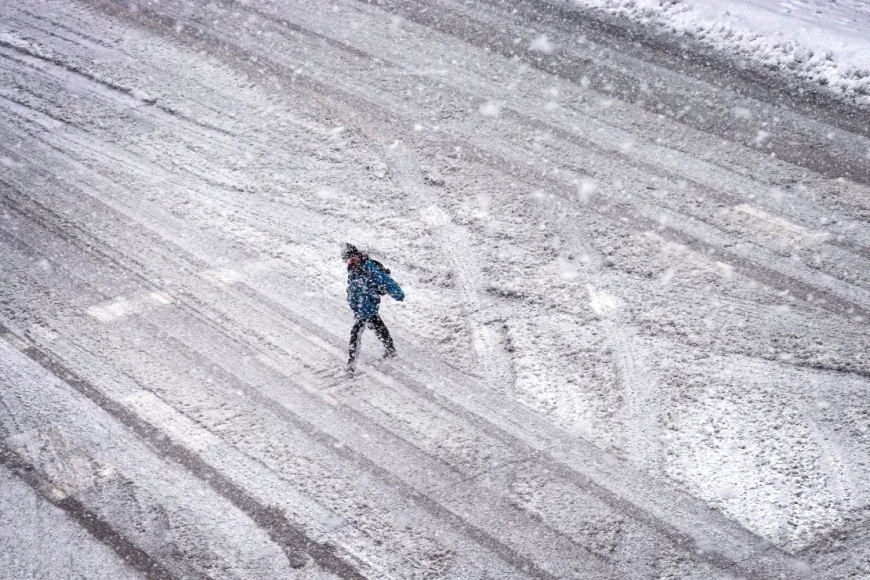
1,0,869,578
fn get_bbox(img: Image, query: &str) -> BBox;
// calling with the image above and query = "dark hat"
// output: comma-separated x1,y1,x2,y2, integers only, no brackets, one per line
341,243,362,260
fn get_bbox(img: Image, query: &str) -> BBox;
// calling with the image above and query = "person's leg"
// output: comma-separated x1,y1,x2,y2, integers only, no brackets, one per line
368,315,396,357
347,319,366,370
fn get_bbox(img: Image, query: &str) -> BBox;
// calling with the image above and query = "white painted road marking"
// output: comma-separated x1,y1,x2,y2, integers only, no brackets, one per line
733,204,830,247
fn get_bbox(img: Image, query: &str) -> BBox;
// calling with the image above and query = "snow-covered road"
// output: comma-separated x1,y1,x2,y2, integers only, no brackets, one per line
1,0,868,577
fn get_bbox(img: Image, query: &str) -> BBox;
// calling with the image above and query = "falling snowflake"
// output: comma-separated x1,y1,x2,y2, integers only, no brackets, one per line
315,187,340,200
577,178,597,203
529,34,554,54
479,100,503,117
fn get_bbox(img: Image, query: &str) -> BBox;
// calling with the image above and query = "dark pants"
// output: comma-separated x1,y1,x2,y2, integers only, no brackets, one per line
348,315,395,368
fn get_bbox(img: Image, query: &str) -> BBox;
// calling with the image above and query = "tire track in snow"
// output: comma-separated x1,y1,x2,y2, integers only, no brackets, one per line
499,134,667,475
385,142,517,395
208,0,870,308
242,0,870,273
0,163,591,577
0,28,237,138
801,507,870,579
68,0,870,327
10,109,870,342
0,441,175,580
445,224,517,395
0,3,836,576
0,331,328,579
236,0,870,265
0,51,860,576
494,108,870,264
0,171,836,576
109,310,570,579
0,323,366,580
157,269,637,578
0,180,721,567
0,191,430,567
210,269,806,578
364,0,870,185
587,286,663,474
199,0,381,64
0,85,806,578
130,0,864,492
194,277,683,576
795,400,857,518
458,135,870,327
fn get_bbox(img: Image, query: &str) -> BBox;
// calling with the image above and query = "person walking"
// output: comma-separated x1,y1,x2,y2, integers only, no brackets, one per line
343,243,404,372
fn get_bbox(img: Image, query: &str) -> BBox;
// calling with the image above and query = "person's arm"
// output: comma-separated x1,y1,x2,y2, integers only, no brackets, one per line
369,262,404,301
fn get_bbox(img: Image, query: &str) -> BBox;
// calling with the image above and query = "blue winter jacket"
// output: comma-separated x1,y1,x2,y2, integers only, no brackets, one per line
347,259,404,320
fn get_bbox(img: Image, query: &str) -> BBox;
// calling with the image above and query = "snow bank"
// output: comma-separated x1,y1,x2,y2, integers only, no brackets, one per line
569,0,870,106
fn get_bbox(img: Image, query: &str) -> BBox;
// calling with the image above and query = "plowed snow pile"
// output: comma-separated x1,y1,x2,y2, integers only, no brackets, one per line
571,0,870,105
